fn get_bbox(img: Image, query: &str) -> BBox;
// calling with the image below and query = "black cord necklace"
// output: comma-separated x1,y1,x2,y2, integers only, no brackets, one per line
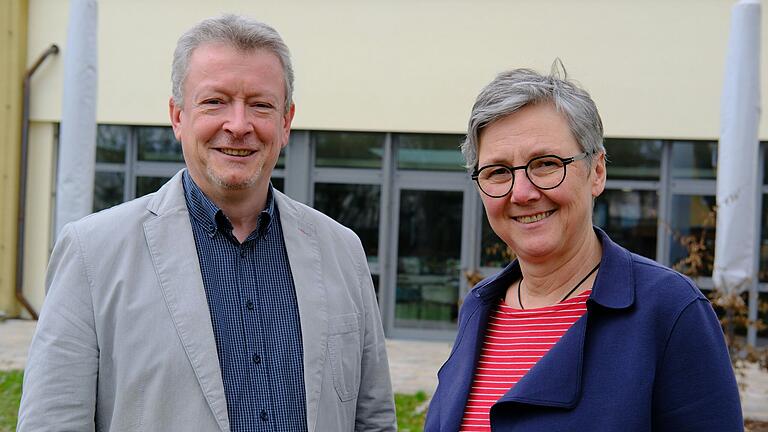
517,262,601,310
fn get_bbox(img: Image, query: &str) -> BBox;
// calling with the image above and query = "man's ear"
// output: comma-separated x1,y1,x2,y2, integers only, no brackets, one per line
169,97,183,141
281,103,296,149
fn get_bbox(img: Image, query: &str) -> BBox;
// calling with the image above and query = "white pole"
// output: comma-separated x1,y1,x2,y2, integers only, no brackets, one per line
713,0,761,297
55,0,98,237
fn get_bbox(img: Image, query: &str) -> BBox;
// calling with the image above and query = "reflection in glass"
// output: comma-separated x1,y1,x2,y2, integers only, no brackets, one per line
594,190,658,259
480,211,514,268
136,177,170,198
96,125,130,163
396,189,462,330
603,139,662,180
396,134,465,171
668,195,716,277
671,141,717,179
313,183,380,259
137,127,183,162
93,172,124,211
314,131,384,168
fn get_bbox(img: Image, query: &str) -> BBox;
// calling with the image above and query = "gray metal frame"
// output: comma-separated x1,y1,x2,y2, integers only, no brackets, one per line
92,125,768,342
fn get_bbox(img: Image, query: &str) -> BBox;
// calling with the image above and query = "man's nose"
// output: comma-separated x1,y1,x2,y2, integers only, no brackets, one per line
223,102,252,138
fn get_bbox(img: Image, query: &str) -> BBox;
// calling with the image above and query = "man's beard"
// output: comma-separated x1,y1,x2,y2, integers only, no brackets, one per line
206,135,264,190
206,163,263,190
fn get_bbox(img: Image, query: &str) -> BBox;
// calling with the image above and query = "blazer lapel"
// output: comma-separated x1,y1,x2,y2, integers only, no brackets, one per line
143,172,230,432
274,191,327,432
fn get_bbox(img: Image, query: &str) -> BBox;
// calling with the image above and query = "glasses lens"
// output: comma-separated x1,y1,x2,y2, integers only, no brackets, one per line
527,156,565,189
477,166,513,197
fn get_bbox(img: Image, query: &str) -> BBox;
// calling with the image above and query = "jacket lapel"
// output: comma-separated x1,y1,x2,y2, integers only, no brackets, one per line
143,171,230,432
493,314,588,410
274,191,327,432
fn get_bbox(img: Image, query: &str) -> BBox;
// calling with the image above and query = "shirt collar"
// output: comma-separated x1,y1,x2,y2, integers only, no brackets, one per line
182,169,276,239
472,227,635,310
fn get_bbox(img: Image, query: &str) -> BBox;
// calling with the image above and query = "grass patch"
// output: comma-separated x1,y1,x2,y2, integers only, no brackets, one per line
0,370,22,432
396,390,428,431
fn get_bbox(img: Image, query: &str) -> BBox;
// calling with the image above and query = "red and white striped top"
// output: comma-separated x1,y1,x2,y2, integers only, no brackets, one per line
459,290,591,432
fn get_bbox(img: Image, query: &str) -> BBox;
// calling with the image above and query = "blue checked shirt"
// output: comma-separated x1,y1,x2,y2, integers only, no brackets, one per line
183,171,308,432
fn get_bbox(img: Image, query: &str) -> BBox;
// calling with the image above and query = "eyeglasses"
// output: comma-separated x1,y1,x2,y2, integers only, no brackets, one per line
471,152,593,198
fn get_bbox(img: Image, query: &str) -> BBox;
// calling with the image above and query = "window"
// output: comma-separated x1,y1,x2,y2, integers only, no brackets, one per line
314,131,384,168
395,133,465,171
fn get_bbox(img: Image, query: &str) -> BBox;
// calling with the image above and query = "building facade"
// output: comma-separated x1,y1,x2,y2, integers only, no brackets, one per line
4,0,767,340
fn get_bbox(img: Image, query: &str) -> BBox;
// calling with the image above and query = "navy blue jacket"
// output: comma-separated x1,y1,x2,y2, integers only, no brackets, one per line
425,229,742,431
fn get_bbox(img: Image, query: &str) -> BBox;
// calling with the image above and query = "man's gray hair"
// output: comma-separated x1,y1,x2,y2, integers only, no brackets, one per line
462,60,604,171
171,14,294,113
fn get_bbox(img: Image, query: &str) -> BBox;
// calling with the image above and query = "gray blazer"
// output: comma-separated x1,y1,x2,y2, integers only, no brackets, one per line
18,170,396,431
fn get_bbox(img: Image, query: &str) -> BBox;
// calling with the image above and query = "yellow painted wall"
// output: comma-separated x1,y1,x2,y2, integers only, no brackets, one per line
18,0,768,307
22,123,56,314
0,0,28,317
26,0,768,139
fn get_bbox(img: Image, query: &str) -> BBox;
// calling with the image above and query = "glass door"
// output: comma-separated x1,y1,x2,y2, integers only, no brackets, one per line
394,188,464,330
385,175,477,339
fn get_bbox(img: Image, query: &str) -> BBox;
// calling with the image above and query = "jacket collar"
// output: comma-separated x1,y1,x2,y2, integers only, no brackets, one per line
472,227,635,310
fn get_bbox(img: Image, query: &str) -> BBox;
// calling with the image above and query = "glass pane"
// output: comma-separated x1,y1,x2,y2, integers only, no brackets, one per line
603,138,662,180
593,189,658,259
671,141,717,179
137,126,183,162
313,183,380,260
314,131,384,168
372,274,380,308
396,189,462,330
764,142,768,185
276,146,286,169
761,196,768,282
93,171,124,211
271,177,284,192
480,210,514,268
668,195,716,278
396,134,465,171
759,292,767,339
136,176,170,198
96,125,129,163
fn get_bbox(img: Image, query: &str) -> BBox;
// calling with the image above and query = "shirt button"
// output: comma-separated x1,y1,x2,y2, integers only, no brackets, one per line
252,354,261,364
240,248,246,257
246,300,254,310
259,409,268,422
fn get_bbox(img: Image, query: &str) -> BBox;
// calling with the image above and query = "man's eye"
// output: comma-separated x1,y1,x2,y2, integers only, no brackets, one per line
252,102,274,110
202,99,223,105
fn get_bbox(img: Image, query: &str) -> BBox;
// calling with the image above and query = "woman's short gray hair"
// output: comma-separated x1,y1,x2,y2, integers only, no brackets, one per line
462,61,604,171
171,14,294,113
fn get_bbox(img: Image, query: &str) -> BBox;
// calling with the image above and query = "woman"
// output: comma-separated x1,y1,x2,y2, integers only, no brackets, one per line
424,67,742,431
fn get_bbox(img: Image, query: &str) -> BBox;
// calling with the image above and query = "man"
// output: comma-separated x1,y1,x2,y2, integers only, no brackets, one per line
18,14,395,432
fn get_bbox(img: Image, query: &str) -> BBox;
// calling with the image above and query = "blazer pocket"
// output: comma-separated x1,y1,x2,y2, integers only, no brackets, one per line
328,313,362,402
